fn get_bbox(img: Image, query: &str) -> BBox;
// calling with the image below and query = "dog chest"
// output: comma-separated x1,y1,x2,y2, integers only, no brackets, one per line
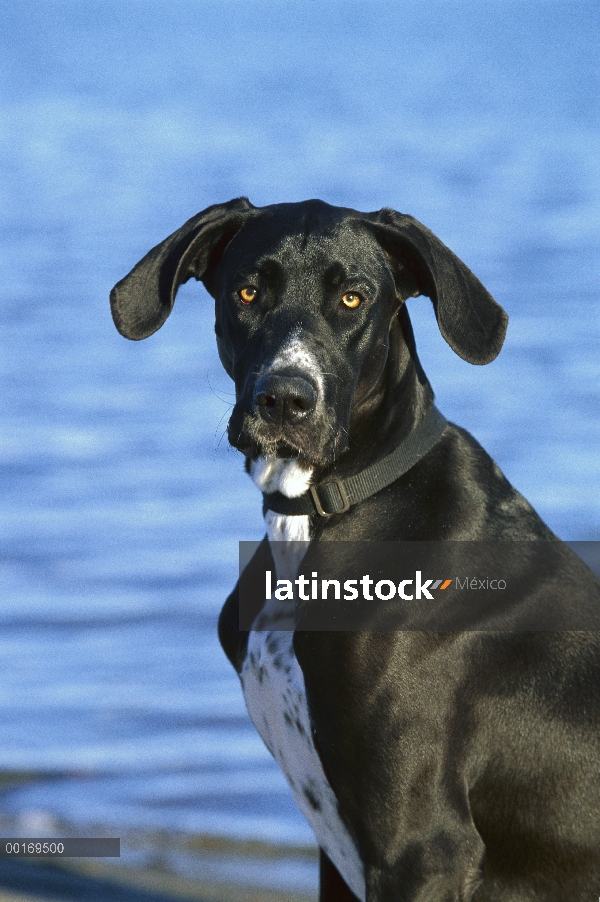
240,621,366,902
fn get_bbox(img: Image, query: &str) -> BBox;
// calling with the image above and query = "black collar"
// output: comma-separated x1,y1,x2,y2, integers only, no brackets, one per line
262,405,448,518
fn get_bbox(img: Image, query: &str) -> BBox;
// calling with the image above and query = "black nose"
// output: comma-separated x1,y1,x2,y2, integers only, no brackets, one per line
253,374,317,425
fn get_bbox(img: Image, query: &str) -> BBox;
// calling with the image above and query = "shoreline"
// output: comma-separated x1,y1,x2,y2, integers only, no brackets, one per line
0,856,316,902
0,776,318,902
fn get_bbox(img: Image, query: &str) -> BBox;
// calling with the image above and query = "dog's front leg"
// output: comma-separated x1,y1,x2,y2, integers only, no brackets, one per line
362,838,484,902
295,630,485,902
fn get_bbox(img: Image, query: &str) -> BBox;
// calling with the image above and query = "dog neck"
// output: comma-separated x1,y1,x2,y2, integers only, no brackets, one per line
321,306,434,482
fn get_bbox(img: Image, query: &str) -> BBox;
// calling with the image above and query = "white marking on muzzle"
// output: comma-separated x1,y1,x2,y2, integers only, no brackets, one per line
269,330,325,409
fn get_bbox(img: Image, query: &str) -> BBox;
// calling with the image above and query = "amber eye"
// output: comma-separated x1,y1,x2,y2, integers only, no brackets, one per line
341,292,362,309
239,286,258,305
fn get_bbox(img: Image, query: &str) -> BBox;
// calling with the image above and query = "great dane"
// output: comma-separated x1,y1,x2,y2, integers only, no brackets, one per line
111,198,600,901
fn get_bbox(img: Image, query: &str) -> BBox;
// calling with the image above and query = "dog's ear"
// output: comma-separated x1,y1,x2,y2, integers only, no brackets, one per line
366,208,508,365
110,197,257,340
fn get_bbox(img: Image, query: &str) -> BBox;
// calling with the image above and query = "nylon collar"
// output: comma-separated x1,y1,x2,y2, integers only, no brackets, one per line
262,405,447,518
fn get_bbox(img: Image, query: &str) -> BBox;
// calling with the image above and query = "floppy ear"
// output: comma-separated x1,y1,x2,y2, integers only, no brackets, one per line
110,197,257,340
366,208,508,365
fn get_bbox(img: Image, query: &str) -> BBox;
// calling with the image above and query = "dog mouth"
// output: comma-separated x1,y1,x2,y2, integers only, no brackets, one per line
228,412,346,468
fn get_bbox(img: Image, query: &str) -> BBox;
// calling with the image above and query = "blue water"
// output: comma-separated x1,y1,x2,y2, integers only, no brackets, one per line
0,0,599,878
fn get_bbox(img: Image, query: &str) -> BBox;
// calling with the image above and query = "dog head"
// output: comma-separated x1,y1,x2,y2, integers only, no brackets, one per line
111,198,507,467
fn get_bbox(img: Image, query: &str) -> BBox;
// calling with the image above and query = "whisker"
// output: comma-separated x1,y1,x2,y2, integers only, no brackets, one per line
319,372,343,381
213,406,233,445
206,371,235,402
215,426,230,452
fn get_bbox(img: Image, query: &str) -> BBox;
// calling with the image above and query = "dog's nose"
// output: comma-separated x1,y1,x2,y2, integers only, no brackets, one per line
254,374,317,425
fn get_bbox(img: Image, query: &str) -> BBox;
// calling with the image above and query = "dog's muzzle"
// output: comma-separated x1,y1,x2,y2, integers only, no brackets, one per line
228,366,342,464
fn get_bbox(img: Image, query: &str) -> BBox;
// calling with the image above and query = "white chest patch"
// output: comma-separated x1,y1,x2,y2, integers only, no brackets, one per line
241,458,366,902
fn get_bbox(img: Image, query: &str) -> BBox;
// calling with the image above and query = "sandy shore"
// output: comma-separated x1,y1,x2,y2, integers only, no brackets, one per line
0,772,317,901
0,857,316,902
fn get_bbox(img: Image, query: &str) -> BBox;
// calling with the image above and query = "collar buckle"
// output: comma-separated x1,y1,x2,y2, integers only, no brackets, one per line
310,480,351,517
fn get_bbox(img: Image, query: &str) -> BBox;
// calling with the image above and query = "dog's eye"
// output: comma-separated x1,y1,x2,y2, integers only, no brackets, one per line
239,286,258,305
341,292,362,309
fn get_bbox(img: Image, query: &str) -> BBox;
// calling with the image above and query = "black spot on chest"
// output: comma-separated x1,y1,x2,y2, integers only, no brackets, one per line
303,783,323,812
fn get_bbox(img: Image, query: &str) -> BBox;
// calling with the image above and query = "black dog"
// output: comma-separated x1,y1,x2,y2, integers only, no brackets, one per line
111,199,600,901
